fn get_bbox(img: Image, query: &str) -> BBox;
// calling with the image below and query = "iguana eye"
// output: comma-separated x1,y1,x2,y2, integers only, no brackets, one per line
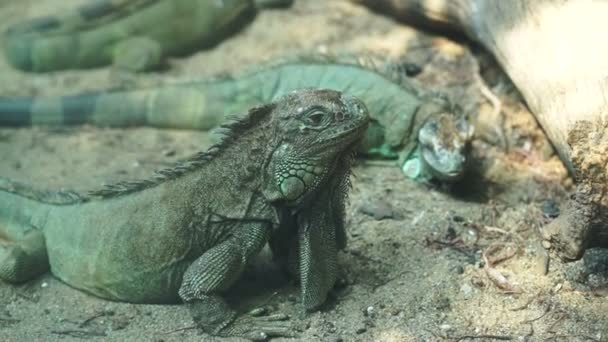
305,110,327,127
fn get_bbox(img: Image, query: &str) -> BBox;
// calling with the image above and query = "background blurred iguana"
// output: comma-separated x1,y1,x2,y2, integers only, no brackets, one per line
351,0,608,263
0,55,473,182
2,0,293,72
0,88,369,340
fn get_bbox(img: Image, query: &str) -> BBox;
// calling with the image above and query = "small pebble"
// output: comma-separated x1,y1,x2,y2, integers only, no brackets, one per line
249,307,268,317
541,199,560,218
355,326,367,334
460,283,475,299
41,282,48,288
358,200,394,220
553,283,563,293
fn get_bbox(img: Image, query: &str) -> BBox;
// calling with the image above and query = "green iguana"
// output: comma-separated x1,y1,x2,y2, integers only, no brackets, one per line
3,0,292,72
0,88,368,340
0,55,473,182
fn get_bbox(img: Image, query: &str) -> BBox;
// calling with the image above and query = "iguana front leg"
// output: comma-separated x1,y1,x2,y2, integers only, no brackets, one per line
297,198,340,311
178,221,291,340
269,188,345,310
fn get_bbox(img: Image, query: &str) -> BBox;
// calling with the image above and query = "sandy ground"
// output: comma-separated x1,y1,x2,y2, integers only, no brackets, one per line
0,0,607,341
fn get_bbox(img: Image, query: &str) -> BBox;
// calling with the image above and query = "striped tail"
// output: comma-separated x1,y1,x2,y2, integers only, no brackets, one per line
0,83,227,130
0,91,107,126
3,0,157,72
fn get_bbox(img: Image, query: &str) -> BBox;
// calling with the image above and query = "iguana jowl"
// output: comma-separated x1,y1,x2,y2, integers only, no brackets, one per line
0,89,369,339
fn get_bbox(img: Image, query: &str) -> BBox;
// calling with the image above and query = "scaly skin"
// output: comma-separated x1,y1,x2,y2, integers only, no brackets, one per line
3,0,293,72
0,89,369,340
0,55,473,181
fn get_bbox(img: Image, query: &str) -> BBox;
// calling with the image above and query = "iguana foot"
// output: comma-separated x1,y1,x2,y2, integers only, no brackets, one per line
112,37,163,72
220,311,293,341
187,298,293,341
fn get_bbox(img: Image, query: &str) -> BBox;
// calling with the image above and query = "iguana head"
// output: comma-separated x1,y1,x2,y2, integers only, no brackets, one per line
264,88,369,206
264,89,368,313
417,113,473,181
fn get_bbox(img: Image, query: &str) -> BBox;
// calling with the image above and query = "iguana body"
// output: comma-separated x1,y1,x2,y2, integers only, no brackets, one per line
0,55,472,181
0,89,368,339
3,0,292,72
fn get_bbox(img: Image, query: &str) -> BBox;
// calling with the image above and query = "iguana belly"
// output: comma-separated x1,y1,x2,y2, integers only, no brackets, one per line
52,255,191,304
43,194,199,304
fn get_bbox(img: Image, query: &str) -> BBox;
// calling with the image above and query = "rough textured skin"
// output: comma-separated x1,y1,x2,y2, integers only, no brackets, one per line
0,89,369,339
3,0,293,72
0,55,472,181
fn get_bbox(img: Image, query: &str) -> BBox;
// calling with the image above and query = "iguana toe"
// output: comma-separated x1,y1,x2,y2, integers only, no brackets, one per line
221,313,295,341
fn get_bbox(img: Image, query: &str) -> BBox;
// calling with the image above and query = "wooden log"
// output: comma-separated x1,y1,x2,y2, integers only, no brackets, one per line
353,0,608,260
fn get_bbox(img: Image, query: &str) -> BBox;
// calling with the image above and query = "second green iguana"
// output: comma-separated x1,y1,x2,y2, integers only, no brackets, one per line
3,0,292,72
0,88,368,340
0,55,473,182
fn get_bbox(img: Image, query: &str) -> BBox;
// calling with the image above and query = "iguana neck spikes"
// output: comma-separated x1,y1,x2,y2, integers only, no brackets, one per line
88,102,277,201
0,101,276,205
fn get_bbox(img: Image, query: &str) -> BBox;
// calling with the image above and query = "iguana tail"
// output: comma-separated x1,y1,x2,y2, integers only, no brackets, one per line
0,84,229,129
0,177,83,205
3,0,156,72
0,177,81,282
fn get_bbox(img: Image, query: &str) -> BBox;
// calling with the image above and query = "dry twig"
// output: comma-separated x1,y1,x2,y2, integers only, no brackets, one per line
482,243,521,293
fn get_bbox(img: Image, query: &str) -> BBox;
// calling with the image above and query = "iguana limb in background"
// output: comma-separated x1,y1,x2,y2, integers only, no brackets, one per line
0,55,473,182
0,88,369,340
3,0,293,73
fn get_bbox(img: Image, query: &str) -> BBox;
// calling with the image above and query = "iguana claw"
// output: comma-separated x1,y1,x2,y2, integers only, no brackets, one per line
221,311,295,341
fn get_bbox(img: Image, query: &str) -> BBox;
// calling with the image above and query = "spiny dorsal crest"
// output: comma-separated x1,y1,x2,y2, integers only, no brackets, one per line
86,102,275,200
0,103,274,205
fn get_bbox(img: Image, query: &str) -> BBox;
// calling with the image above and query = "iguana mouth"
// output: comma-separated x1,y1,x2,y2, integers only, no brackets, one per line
317,121,369,150
421,148,465,181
